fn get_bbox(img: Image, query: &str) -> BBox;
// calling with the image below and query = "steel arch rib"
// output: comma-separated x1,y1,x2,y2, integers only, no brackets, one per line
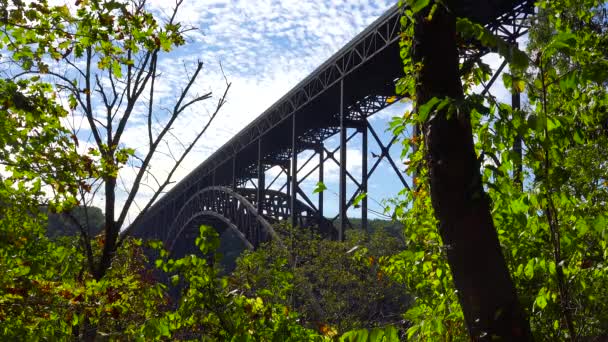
236,187,337,236
168,211,254,253
165,186,279,251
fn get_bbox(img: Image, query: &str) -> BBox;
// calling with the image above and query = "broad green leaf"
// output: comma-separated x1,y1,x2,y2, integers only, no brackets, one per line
417,97,441,122
407,0,430,14
313,181,327,194
535,292,548,310
524,260,534,280
353,192,367,207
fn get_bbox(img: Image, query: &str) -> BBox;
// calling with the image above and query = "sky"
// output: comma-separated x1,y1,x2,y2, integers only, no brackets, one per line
23,0,519,225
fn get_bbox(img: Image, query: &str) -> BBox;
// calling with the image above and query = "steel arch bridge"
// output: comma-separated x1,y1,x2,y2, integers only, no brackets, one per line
130,0,535,252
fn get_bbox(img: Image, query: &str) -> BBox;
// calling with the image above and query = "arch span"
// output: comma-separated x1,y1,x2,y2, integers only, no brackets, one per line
168,211,254,254
165,186,336,254
166,186,278,252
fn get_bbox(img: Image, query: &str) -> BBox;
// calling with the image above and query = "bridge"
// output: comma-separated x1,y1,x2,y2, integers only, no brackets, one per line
131,0,534,255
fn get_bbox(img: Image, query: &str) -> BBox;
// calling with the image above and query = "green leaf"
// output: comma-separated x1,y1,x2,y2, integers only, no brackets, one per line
511,48,529,70
535,291,548,310
313,181,327,194
382,326,399,341
417,97,441,122
544,31,577,59
340,328,369,342
407,0,430,14
513,78,525,93
502,73,513,90
524,260,534,280
353,192,367,208
547,117,561,131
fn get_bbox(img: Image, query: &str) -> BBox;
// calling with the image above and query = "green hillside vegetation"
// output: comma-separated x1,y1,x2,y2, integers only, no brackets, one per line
45,206,105,238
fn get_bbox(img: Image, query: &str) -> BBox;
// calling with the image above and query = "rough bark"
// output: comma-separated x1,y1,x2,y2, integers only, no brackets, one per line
413,4,533,340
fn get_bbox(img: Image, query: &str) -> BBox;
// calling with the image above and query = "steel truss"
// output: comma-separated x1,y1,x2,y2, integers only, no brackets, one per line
132,0,535,249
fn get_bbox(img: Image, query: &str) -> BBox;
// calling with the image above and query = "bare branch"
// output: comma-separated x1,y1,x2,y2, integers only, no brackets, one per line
147,53,158,146
112,50,157,147
84,46,104,150
119,77,231,242
114,60,206,228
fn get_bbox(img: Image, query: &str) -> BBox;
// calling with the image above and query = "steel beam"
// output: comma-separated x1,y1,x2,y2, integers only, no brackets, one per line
257,138,265,215
368,124,410,191
318,146,324,220
285,166,291,198
361,120,368,233
232,157,237,190
291,114,298,228
339,79,347,241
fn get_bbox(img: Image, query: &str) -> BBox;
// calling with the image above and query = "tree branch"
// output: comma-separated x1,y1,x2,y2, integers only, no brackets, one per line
118,77,230,242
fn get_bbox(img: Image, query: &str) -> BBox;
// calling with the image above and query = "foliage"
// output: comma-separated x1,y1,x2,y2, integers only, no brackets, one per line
0,191,167,339
382,165,467,340
146,225,329,341
0,77,83,210
0,73,168,339
0,181,80,338
0,0,229,282
389,0,608,340
231,224,411,335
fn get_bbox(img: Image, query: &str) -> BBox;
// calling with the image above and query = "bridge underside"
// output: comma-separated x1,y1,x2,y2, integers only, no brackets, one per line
131,0,534,250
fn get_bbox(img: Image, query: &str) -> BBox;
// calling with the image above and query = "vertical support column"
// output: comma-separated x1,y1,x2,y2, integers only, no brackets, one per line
318,146,324,219
285,163,291,223
257,138,265,214
290,114,298,228
361,119,368,233
285,165,291,197
232,156,237,191
257,138,265,245
339,79,347,241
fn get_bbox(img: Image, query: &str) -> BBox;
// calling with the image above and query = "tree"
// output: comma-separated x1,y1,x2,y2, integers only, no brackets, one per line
395,1,533,339
147,225,332,341
390,0,608,340
0,0,230,280
231,225,411,334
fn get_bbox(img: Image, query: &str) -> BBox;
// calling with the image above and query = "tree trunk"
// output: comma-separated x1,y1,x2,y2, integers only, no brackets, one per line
96,175,117,280
413,4,533,340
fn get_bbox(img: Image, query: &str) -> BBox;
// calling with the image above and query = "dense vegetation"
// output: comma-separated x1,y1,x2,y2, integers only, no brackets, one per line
1,0,607,340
